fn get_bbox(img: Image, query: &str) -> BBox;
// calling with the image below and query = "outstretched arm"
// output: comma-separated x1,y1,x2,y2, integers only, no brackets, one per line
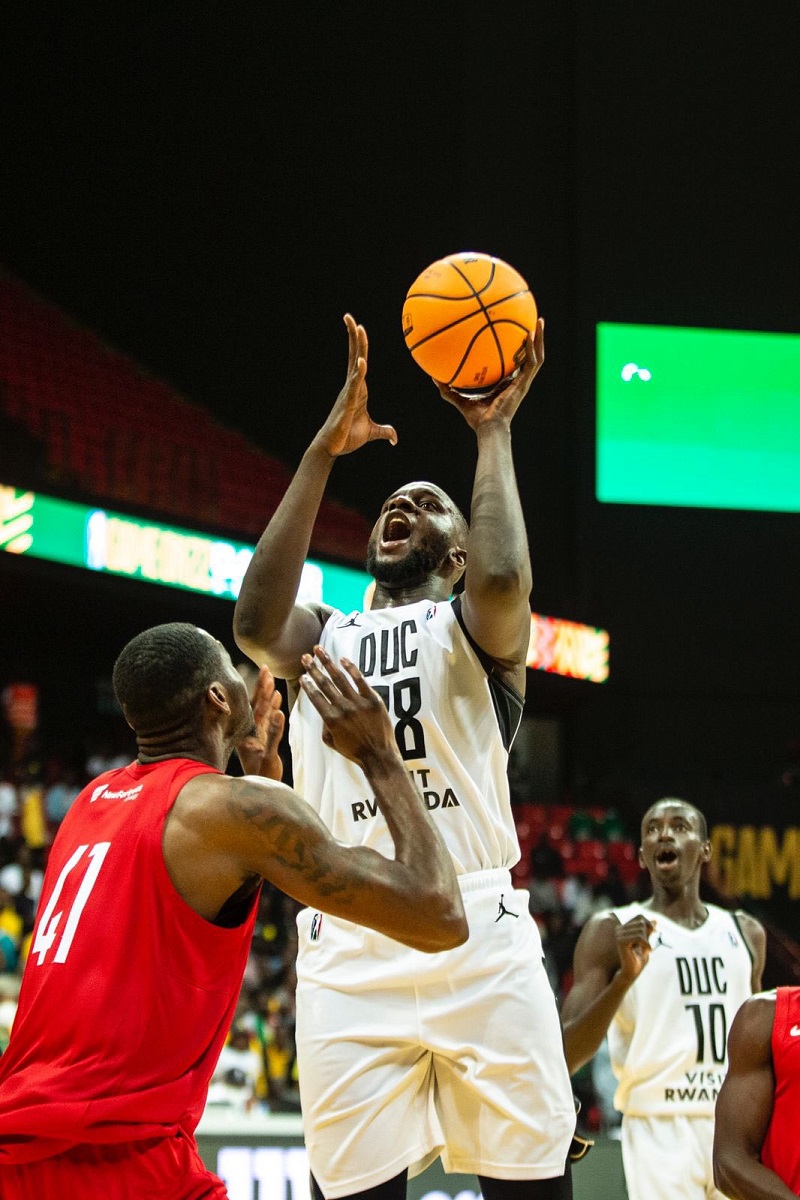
436,321,546,693
233,315,397,680
713,994,792,1199
560,911,654,1074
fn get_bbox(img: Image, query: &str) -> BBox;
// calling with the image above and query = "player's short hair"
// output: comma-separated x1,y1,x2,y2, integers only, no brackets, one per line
112,623,223,735
644,797,708,840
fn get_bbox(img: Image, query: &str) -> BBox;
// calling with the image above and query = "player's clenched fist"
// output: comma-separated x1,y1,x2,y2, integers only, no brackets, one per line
614,914,656,984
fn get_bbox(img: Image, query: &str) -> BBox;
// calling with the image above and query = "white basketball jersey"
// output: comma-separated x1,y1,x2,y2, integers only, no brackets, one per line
607,902,753,1117
288,598,523,874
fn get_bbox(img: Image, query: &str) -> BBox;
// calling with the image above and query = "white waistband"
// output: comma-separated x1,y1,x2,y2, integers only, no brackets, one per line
457,867,513,895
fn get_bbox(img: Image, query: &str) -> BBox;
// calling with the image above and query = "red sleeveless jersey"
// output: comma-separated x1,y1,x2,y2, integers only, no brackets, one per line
761,986,800,1190
0,758,260,1164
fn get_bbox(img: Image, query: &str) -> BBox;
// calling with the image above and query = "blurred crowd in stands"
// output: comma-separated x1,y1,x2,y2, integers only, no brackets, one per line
0,728,646,1131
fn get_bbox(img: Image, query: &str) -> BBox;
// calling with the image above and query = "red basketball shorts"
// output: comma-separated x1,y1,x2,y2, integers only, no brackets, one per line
0,1133,228,1200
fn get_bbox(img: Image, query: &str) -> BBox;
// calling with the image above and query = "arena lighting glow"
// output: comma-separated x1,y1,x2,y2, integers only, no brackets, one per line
0,483,369,612
0,483,610,682
596,322,800,512
527,613,609,683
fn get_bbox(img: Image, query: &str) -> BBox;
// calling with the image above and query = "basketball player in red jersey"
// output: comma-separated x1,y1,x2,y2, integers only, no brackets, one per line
0,623,466,1200
713,988,800,1198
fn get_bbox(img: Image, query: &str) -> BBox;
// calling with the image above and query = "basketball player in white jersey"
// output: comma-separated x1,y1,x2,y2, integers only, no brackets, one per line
560,798,765,1200
234,313,576,1199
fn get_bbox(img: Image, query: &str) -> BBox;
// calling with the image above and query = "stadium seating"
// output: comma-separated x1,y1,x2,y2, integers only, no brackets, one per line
0,269,371,560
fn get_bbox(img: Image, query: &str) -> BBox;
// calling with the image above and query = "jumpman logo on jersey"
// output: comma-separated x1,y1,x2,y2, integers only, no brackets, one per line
495,894,519,922
337,615,362,628
652,932,673,950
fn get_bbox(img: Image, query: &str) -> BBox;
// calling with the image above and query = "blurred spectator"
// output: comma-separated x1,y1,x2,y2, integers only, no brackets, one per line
0,770,17,859
599,863,630,907
561,873,596,927
84,740,129,778
206,1024,264,1113
540,908,577,1003
44,766,80,831
597,807,628,842
527,832,565,915
591,1037,622,1138
531,832,565,881
18,771,46,862
568,809,599,843
263,993,300,1111
0,886,22,973
0,975,19,1054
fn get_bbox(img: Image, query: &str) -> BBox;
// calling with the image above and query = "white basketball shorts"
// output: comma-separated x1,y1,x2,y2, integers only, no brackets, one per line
295,868,576,1198
622,1114,727,1200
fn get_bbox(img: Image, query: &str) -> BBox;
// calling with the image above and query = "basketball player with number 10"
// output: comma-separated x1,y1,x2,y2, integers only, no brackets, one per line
234,312,577,1200
561,798,765,1200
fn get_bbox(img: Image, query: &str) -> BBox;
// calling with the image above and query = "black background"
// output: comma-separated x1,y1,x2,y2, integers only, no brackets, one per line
1,2,799,827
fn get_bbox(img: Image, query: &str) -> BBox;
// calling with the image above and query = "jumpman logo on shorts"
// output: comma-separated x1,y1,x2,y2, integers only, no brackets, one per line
495,894,518,922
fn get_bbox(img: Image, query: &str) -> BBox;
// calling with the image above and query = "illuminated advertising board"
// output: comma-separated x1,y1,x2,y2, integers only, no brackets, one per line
1,483,609,681
0,482,370,611
596,322,800,512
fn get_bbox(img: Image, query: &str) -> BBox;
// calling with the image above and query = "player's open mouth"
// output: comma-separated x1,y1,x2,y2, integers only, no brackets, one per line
655,849,678,867
380,515,412,547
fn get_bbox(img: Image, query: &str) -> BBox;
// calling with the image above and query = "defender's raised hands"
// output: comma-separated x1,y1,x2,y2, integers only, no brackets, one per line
299,645,398,767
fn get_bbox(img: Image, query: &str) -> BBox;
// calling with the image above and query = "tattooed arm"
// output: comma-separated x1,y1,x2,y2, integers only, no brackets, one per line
163,650,467,952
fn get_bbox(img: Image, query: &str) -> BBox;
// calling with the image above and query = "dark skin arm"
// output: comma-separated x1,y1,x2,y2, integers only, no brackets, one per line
436,320,545,695
713,993,795,1199
164,648,467,953
560,910,654,1074
233,315,396,680
737,909,767,992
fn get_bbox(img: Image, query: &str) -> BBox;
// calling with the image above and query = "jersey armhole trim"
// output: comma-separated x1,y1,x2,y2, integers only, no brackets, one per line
452,595,524,751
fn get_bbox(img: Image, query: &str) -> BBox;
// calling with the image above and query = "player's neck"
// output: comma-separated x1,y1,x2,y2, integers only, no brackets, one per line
135,728,228,771
647,882,708,928
370,577,452,610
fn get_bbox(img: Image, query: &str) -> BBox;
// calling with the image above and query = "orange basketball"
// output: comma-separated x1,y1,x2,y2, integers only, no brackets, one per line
402,251,538,393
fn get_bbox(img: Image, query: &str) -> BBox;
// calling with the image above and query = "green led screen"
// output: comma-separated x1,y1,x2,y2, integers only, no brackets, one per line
596,323,800,512
0,482,372,612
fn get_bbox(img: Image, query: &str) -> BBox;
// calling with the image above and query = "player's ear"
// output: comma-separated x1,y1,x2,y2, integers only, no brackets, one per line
449,545,467,571
637,846,646,869
701,839,712,864
207,681,232,716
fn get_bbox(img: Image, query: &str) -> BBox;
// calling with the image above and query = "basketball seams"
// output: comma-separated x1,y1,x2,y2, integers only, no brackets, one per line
405,291,534,353
402,252,537,389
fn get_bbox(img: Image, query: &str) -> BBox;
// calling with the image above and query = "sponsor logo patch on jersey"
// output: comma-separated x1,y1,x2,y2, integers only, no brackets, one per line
310,912,323,942
790,1024,800,1038
90,783,144,803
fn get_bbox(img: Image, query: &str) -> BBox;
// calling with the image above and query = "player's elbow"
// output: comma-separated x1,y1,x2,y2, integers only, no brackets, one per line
712,1143,748,1199
712,1154,736,1198
478,565,532,600
232,608,264,658
410,892,469,953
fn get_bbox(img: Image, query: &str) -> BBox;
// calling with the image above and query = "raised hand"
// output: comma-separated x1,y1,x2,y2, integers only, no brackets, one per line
235,665,285,780
314,314,398,458
614,913,656,984
298,645,397,766
434,316,545,431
